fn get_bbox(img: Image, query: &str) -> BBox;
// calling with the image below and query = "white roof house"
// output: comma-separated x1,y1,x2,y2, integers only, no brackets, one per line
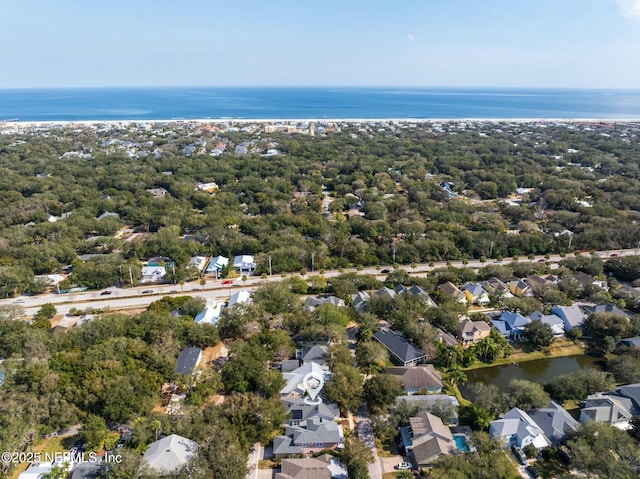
280,361,330,398
141,266,166,283
194,302,225,325
188,256,208,272
489,408,550,449
206,255,229,274
228,290,251,308
233,255,256,274
143,434,198,474
19,461,68,479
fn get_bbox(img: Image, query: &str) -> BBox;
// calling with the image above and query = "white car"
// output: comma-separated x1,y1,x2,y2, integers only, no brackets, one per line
396,462,411,470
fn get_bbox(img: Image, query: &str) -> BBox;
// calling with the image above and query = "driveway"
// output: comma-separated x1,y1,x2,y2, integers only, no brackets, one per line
356,406,382,479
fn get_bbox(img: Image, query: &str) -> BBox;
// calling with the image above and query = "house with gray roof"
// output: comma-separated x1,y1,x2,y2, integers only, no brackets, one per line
375,286,398,300
304,295,345,311
143,434,197,475
273,419,344,458
619,337,640,348
174,347,202,376
400,411,456,468
583,303,630,318
551,305,587,331
436,328,458,347
396,284,438,307
281,397,340,426
483,277,514,299
374,329,427,366
457,318,491,346
280,361,330,398
385,365,443,394
489,408,550,449
462,283,490,306
529,311,565,336
579,393,633,429
528,401,579,446
351,291,370,313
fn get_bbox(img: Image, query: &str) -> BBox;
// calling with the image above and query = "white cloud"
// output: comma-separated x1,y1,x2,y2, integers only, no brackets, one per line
615,0,640,18
407,33,415,41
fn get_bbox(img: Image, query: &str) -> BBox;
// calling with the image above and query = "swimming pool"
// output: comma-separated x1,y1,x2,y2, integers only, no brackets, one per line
453,434,470,452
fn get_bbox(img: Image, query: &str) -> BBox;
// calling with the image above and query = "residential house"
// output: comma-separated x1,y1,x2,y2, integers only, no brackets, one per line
491,311,531,339
400,411,456,468
69,462,102,479
373,329,428,366
489,408,550,449
579,393,633,429
143,434,198,475
375,286,398,300
146,187,169,198
462,283,490,306
19,461,70,479
205,255,229,276
583,303,630,318
483,277,514,299
273,419,343,458
233,255,256,274
396,284,438,308
509,279,534,298
276,456,334,479
188,255,208,272
438,282,467,304
174,347,202,376
228,290,251,308
525,275,554,296
385,366,443,395
141,265,166,283
281,397,340,426
194,302,225,326
551,305,587,331
196,182,219,193
97,211,120,220
436,328,458,347
300,345,329,367
304,295,345,312
457,318,491,347
619,337,640,348
566,272,608,291
529,311,565,336
280,362,330,399
351,291,370,313
527,401,579,446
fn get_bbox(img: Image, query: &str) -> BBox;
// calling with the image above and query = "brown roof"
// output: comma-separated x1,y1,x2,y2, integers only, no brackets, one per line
385,365,443,390
276,456,331,479
409,412,455,465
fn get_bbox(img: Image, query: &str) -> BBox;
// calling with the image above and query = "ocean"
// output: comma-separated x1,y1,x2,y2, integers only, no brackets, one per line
1,87,640,121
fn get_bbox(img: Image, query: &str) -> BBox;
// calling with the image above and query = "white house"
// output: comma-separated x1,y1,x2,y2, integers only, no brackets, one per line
194,302,225,325
188,256,208,272
141,266,166,283
229,290,251,308
233,255,256,274
143,434,198,475
489,408,550,449
206,255,229,276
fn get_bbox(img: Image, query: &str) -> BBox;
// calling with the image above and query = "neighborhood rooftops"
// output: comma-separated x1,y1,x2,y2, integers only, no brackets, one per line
373,329,427,366
174,347,202,375
142,434,198,474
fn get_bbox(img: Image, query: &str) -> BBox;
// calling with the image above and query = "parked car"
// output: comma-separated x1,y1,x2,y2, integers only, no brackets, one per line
526,465,540,478
395,462,411,470
511,445,527,465
611,253,619,257
100,290,112,295
141,290,154,294
538,258,546,262
381,269,391,273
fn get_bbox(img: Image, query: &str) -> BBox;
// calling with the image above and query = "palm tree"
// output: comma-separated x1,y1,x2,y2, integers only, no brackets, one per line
445,364,467,388
199,278,206,290
471,404,494,431
151,419,162,441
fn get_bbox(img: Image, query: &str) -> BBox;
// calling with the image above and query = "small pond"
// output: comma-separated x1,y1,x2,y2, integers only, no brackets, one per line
460,355,604,400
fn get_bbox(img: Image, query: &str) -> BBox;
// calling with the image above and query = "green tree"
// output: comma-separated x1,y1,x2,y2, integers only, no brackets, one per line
325,364,363,414
506,379,550,410
362,374,404,412
341,437,373,479
522,320,555,350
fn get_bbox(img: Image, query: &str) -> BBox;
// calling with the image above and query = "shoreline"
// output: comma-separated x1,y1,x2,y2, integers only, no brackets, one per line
3,117,640,128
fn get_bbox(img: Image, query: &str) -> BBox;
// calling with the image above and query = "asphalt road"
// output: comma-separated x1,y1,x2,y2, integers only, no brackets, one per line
3,248,636,317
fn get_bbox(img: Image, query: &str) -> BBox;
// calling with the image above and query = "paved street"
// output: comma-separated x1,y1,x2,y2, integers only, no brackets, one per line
2,248,636,316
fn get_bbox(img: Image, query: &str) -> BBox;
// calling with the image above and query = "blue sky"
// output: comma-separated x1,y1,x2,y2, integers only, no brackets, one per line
1,0,639,88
